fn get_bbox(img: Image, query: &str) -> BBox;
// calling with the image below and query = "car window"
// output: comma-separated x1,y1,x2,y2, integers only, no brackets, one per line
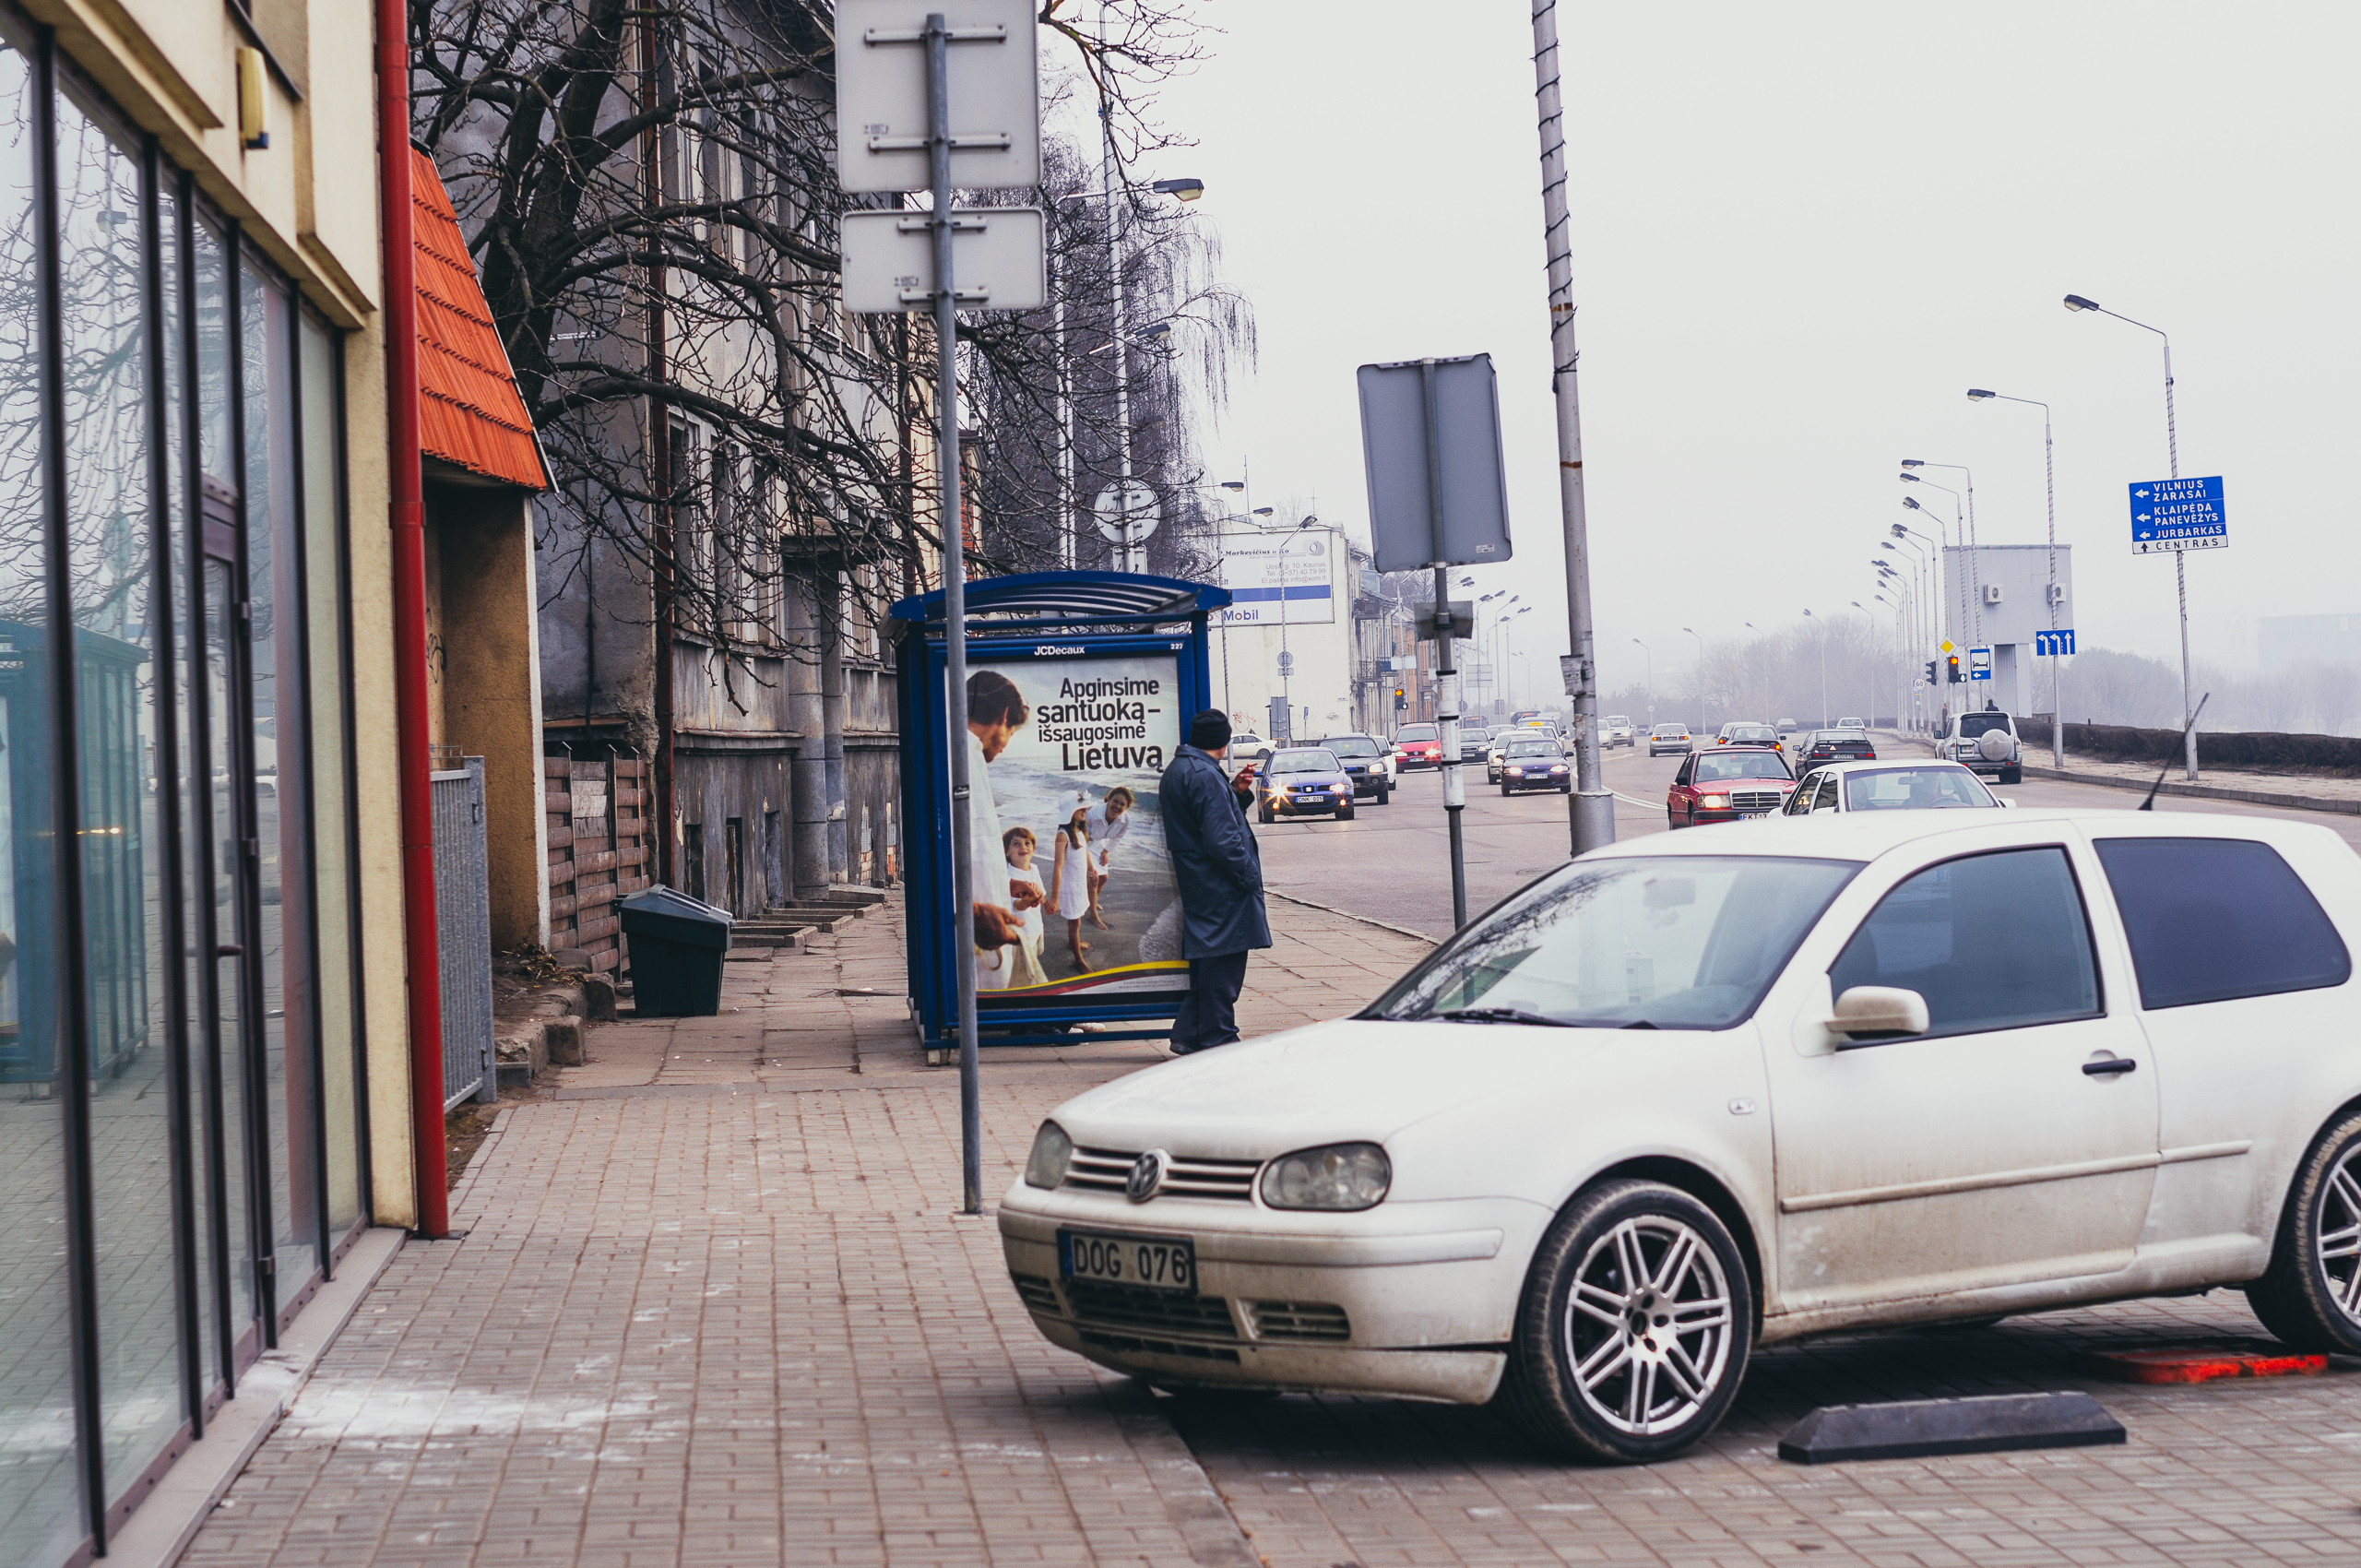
1398,725,1436,742
1809,776,1841,812
1694,752,1788,782
2093,837,2352,1009
1829,848,2101,1039
1674,756,1694,784
1372,855,1862,1029
1322,736,1379,757
1606,716,1631,727
1505,739,1555,757
1845,768,1993,810
1957,713,2011,739
1269,749,1339,774
1785,773,1820,814
1653,725,1684,737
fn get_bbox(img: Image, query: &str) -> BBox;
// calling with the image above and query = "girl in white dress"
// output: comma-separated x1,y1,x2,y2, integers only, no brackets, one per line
1050,808,1093,971
1001,826,1050,990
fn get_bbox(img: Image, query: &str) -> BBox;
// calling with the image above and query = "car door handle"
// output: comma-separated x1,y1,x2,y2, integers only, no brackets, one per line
2082,1055,2138,1077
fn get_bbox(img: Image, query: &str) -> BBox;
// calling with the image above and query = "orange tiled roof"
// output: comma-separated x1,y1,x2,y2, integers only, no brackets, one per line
411,148,545,491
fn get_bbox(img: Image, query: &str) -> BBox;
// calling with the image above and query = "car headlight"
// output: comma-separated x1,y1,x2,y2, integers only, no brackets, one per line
1025,1121,1072,1189
1699,793,1729,809
1260,1142,1391,1210
1550,764,1567,773
1506,766,1524,776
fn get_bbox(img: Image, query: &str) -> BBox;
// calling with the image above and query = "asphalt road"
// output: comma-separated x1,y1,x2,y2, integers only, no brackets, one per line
1253,735,2361,941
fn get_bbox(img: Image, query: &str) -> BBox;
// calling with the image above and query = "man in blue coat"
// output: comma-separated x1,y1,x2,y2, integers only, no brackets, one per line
1158,709,1272,1053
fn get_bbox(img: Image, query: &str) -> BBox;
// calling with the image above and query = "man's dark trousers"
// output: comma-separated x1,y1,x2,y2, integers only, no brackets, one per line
1172,951,1249,1052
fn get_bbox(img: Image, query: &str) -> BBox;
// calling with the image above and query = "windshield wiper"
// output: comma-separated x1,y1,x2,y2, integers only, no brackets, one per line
1434,1006,1575,1028
1620,1019,1659,1030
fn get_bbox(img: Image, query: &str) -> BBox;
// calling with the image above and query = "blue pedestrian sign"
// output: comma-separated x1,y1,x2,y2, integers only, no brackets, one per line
2035,628,2076,657
2129,476,2226,554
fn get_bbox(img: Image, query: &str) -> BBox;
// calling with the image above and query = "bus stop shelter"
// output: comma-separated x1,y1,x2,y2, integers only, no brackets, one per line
892,572,1229,1051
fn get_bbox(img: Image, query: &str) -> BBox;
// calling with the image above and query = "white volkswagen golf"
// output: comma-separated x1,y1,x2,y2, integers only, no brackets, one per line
1000,810,2361,1463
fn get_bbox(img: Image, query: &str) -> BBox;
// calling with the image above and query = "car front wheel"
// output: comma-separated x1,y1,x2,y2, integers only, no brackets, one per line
1500,1179,1751,1464
2247,1107,2361,1354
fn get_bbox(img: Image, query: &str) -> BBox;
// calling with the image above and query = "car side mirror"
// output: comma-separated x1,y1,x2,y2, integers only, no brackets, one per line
1997,797,2018,808
1831,985,1929,1045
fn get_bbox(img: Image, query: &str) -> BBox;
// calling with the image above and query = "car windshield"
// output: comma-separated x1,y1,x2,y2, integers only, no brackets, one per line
1322,736,1380,757
1693,752,1790,782
1845,767,1996,810
1958,713,2011,738
1653,725,1685,737
1606,716,1631,727
1398,725,1437,742
1504,740,1556,757
1727,727,1774,743
1269,749,1339,774
1372,855,1861,1029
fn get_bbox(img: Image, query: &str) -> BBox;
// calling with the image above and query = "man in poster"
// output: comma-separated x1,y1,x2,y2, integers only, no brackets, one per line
1158,710,1270,1053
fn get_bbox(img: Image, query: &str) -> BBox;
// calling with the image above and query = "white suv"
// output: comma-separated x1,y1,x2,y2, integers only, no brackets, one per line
1602,715,1635,749
1942,707,2023,784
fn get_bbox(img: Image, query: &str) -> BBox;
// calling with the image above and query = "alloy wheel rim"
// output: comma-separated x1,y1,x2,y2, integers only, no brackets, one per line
1560,1214,1735,1436
2318,1145,2361,1320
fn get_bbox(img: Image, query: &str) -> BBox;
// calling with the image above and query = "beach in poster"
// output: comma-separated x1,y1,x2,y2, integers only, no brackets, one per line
965,650,1190,1004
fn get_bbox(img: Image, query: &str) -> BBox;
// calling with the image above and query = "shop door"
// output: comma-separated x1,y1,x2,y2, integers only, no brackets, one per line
196,483,268,1372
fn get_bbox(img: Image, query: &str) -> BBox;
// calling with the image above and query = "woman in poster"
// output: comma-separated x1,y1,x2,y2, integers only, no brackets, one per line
1082,786,1133,932
1050,807,1095,971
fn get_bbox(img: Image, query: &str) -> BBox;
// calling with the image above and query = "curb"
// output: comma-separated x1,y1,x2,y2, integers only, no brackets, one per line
2017,764,2361,816
1268,887,1436,944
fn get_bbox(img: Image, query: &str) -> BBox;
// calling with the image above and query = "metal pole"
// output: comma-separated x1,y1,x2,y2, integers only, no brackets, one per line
1278,527,1292,733
2044,406,2062,768
2163,338,2196,779
1421,362,1468,928
926,16,982,1215
1532,0,1611,855
1053,287,1074,570
1097,22,1136,574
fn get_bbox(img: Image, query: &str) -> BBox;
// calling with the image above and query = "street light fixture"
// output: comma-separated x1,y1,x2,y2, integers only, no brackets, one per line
1150,177,1206,201
2063,290,2198,779
1969,386,2065,769
1901,459,1980,644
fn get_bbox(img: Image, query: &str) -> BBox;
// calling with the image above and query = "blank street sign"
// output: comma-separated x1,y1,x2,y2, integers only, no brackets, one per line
840,208,1046,312
836,0,1041,194
1357,353,1513,574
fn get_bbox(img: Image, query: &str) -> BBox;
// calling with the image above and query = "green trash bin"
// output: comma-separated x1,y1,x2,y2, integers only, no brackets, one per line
620,887,735,1016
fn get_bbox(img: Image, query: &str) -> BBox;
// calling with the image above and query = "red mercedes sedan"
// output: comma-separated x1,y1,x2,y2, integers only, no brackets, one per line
1666,745,1799,827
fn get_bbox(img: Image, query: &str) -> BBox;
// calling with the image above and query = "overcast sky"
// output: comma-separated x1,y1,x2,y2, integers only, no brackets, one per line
1123,2,2361,700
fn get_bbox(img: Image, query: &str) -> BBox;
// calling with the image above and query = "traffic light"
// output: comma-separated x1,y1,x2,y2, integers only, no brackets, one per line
1393,685,1406,709
1923,660,1937,685
1945,654,1963,684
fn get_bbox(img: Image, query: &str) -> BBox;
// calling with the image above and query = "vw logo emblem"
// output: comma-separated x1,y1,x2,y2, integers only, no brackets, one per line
1126,1148,1170,1204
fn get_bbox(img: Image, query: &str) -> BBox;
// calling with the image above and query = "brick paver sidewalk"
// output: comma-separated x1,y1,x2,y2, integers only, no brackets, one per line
179,895,1425,1568
178,892,2361,1567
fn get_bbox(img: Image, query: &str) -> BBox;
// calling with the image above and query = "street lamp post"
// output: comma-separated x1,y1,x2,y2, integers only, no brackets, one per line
1902,459,1980,649
1898,473,1972,645
1967,388,2064,768
1631,637,1653,726
2064,292,2197,779
1680,626,1707,731
1849,601,1876,724
1801,609,1828,728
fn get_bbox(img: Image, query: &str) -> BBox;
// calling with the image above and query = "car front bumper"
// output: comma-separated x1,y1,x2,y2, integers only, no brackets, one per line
998,1189,1544,1403
1500,773,1569,790
1267,791,1352,814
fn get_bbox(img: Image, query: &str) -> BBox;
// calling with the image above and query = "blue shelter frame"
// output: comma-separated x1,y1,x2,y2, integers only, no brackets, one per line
893,572,1230,1050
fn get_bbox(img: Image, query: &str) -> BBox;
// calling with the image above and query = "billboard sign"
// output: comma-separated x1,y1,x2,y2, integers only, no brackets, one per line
1216,529,1335,626
961,652,1189,1006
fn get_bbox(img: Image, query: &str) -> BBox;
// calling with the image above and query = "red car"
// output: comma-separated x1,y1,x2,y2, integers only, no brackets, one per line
1394,723,1442,769
1666,746,1798,827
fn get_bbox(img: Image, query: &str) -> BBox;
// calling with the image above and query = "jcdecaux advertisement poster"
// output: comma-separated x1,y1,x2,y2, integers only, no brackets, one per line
959,650,1190,1005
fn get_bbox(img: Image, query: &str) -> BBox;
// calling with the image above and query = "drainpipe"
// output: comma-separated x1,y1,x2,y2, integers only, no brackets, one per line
380,0,450,1237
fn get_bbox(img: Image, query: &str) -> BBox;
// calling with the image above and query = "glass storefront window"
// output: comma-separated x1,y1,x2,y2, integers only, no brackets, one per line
55,72,184,1506
0,21,88,1568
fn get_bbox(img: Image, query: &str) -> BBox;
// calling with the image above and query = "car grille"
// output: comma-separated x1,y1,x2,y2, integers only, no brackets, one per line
1729,788,1786,811
1010,1273,1062,1314
1063,1146,1262,1201
1250,1301,1351,1342
1077,1329,1241,1363
1063,1279,1239,1337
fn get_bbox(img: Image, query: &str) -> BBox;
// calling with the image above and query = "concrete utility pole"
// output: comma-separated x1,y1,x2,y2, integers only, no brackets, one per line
1530,0,1612,855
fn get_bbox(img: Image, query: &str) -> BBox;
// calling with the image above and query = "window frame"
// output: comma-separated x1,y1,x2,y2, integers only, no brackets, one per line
1825,843,2107,1047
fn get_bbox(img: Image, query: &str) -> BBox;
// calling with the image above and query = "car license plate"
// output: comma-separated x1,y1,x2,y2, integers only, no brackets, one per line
1059,1229,1197,1293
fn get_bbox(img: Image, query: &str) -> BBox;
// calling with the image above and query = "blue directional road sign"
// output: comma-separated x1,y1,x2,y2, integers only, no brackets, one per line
2035,628,2076,657
2129,476,2226,554
1968,645,1992,682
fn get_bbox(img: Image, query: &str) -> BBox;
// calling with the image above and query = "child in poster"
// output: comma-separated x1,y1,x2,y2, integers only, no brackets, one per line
1002,826,1050,990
